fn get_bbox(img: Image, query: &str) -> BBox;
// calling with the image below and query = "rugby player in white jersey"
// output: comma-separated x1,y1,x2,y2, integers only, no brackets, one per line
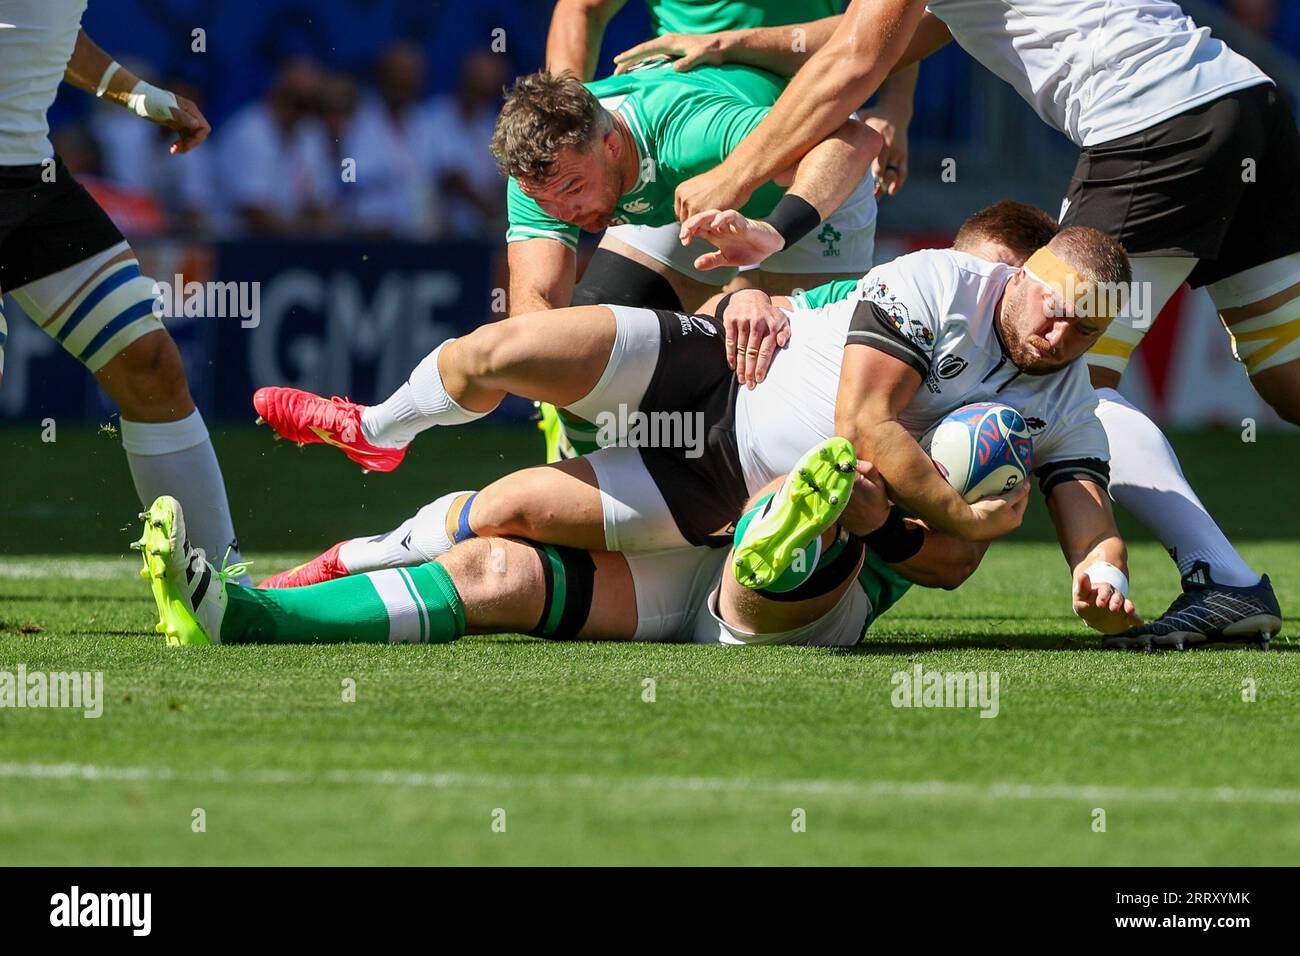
0,0,246,577
140,215,1147,649
615,0,1295,649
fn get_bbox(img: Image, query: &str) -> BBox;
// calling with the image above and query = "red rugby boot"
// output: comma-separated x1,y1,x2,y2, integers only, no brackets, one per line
259,541,350,589
253,387,407,473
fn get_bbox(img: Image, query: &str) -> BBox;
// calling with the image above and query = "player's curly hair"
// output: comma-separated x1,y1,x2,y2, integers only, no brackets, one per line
1048,225,1132,287
490,71,605,182
954,200,1058,264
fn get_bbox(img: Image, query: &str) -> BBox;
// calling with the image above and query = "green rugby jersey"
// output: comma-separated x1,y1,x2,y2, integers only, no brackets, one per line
793,276,861,310
646,0,843,36
506,64,791,250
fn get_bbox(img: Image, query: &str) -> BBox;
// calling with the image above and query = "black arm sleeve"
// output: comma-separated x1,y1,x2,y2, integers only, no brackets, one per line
845,298,931,376
1036,458,1111,498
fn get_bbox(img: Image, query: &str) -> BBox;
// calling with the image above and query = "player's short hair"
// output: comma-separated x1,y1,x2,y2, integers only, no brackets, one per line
953,200,1058,263
490,71,604,182
1047,225,1132,287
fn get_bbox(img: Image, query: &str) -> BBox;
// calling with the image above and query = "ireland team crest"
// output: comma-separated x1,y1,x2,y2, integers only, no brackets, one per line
817,223,842,257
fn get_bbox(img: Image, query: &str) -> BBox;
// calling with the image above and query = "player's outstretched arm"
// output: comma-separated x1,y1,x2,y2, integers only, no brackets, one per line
613,16,842,77
546,0,631,81
1046,479,1141,634
671,0,926,219
671,0,932,221
835,344,1028,541
63,31,210,154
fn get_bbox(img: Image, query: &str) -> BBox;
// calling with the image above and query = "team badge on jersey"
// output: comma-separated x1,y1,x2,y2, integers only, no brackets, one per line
622,199,651,214
936,354,968,379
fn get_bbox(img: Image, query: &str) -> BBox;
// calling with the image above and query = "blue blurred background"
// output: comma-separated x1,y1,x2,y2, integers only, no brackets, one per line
3,0,1297,428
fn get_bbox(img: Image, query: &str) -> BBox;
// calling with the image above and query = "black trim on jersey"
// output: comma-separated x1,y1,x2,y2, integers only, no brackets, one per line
845,299,930,376
1036,457,1111,497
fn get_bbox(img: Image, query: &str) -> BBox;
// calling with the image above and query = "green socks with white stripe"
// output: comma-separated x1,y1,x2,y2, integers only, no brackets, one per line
222,562,465,644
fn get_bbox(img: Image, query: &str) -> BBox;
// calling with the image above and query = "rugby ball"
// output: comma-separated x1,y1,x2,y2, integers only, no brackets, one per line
921,403,1034,503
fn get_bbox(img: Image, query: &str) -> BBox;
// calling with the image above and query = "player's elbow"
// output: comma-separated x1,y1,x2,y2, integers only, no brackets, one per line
932,538,985,590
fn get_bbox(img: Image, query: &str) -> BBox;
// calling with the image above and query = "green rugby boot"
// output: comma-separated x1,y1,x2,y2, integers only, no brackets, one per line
732,437,857,590
536,401,573,463
131,495,245,646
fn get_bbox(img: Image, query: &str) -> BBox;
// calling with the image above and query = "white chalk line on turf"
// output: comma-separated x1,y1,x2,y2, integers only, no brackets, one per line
3,761,1300,806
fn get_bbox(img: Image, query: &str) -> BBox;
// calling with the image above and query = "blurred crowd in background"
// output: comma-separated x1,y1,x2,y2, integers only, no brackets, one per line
45,0,1299,243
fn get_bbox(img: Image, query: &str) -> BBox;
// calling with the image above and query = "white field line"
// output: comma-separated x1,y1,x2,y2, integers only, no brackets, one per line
0,555,306,580
0,558,137,580
2,761,1299,805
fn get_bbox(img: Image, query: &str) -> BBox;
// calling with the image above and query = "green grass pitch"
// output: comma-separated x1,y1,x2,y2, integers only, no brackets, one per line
2,422,1298,865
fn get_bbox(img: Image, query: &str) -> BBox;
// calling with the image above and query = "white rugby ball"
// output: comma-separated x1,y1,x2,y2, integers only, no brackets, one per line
921,403,1034,503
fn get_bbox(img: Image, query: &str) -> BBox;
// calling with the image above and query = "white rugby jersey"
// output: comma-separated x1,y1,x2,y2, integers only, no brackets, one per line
734,249,1109,494
925,0,1269,147
0,0,89,165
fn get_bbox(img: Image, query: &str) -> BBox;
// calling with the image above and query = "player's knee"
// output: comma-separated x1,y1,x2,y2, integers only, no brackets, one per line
439,537,533,602
934,540,987,590
454,320,519,383
470,473,560,541
935,555,980,590
96,330,194,419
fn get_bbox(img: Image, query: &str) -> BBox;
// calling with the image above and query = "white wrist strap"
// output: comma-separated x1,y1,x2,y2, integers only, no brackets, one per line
126,80,178,122
1084,560,1129,598
96,61,122,98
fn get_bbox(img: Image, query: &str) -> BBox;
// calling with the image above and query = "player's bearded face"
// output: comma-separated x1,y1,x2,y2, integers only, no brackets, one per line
999,275,1080,373
521,144,621,232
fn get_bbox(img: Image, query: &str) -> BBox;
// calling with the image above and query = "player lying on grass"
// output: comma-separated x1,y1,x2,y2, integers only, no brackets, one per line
244,220,1150,643
133,438,915,646
616,0,1294,650
252,205,1066,586
133,420,1139,649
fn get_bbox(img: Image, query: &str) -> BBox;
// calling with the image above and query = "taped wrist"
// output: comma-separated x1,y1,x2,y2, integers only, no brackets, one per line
526,543,596,640
861,506,925,563
126,80,178,122
96,61,122,98
766,194,821,249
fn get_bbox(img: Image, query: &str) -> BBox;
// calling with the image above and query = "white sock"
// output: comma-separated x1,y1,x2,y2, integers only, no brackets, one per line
120,410,251,585
360,341,489,448
1095,388,1258,587
337,491,474,572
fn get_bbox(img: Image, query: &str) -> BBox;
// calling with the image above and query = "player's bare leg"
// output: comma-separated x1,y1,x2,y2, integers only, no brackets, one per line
252,304,627,471
137,494,642,645
261,457,609,587
1215,273,1300,425
11,242,247,581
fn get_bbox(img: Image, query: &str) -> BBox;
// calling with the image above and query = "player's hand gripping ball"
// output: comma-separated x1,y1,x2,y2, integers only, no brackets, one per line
922,403,1034,503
